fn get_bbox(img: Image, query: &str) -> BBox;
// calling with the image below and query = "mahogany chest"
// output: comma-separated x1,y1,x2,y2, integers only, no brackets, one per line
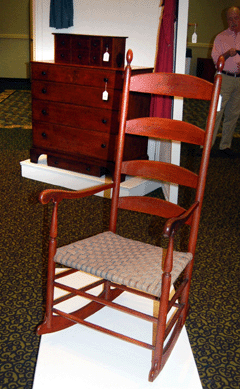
30,35,151,177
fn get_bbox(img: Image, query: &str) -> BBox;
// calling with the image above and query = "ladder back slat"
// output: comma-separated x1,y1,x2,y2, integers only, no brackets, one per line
126,117,205,146
121,160,198,189
118,196,192,224
130,73,213,100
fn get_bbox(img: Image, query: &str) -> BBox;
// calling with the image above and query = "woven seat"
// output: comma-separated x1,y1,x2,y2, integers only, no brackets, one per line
54,231,192,297
37,50,224,382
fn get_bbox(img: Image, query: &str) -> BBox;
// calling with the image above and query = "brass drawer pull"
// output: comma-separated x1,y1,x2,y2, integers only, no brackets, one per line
101,144,106,148
41,109,47,115
41,132,47,138
42,88,47,94
102,119,107,124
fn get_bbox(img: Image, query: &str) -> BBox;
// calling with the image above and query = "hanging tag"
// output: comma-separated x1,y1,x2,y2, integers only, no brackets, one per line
102,90,109,100
192,24,197,43
192,32,197,43
102,82,109,101
217,95,222,112
103,47,110,62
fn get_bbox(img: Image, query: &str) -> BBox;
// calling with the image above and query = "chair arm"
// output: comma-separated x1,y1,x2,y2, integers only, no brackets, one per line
39,183,114,205
163,201,199,238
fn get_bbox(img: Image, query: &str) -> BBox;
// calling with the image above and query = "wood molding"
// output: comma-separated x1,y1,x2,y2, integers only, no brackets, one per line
0,34,29,40
187,42,213,49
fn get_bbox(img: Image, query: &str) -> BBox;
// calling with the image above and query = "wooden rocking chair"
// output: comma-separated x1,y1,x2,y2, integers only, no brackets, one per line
37,50,224,382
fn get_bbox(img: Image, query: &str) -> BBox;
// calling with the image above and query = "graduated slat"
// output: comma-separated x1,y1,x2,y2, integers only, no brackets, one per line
126,117,205,146
121,160,198,189
118,196,192,224
130,73,213,100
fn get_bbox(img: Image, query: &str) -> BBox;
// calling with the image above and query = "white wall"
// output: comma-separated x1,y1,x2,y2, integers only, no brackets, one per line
33,0,161,67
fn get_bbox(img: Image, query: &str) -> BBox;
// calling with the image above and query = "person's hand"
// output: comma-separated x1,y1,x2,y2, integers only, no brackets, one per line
223,48,237,60
229,48,237,57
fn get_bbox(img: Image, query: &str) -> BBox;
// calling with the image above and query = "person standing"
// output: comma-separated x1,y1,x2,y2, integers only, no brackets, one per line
211,6,240,156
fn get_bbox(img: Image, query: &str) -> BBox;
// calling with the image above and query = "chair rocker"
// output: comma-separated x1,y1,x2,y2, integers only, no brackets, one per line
37,50,224,382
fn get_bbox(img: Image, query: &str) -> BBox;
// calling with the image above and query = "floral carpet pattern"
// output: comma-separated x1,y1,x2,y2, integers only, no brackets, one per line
0,90,239,389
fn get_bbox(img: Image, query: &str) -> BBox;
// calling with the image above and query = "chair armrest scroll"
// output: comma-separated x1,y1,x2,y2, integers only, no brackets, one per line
163,201,199,238
39,183,114,205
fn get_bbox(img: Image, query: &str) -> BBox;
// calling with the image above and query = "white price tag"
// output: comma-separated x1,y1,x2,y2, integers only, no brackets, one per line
192,32,197,43
217,94,222,112
192,24,197,43
102,90,109,101
103,51,110,62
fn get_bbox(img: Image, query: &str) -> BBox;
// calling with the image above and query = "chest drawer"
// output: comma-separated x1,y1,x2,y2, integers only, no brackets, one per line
31,62,124,89
32,99,119,133
72,35,90,50
32,122,117,160
55,34,71,50
32,81,121,110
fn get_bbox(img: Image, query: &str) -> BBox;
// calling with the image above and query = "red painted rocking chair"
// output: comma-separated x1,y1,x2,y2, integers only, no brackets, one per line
37,50,224,382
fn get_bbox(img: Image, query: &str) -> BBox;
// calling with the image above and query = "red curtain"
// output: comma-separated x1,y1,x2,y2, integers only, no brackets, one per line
150,0,177,119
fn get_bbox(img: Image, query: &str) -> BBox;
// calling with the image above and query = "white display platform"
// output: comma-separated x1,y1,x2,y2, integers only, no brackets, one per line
20,155,161,197
33,270,202,389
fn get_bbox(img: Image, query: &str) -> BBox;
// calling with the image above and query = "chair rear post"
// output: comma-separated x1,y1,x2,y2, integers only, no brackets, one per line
179,57,224,323
109,50,133,232
188,61,223,256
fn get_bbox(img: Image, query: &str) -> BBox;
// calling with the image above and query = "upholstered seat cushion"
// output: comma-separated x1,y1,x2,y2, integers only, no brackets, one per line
54,231,192,297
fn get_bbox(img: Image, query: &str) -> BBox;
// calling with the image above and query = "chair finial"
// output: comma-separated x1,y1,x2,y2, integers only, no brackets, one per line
126,49,133,65
217,55,225,73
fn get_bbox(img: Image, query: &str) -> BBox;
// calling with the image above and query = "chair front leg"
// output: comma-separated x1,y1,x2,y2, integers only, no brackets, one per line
37,202,58,334
149,271,171,382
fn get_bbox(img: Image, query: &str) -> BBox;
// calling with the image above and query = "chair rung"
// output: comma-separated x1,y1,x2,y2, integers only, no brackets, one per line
53,307,155,351
53,279,105,305
168,279,188,312
55,268,78,279
53,281,158,323
165,303,184,341
109,281,160,302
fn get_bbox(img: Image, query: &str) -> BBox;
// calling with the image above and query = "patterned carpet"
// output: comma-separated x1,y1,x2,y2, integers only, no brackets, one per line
0,90,32,129
0,90,240,389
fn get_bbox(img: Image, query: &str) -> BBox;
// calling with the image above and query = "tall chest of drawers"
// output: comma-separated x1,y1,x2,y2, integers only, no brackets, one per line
30,36,152,177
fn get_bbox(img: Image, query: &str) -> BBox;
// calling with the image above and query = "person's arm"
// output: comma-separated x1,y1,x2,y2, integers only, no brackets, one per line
222,48,237,60
212,36,237,64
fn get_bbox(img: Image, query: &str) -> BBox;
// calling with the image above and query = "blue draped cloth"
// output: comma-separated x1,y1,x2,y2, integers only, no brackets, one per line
50,0,74,29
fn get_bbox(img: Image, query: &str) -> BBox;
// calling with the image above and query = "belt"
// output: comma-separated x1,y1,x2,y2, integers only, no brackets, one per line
222,70,240,77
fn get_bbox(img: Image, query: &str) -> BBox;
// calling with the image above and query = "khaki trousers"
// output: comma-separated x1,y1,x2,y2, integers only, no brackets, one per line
212,73,240,149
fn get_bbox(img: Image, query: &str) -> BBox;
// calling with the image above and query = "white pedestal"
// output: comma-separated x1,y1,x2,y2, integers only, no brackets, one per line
20,155,161,197
33,270,202,389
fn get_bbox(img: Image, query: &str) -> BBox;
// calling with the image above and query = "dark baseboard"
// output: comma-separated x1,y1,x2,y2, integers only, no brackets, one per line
0,78,31,92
